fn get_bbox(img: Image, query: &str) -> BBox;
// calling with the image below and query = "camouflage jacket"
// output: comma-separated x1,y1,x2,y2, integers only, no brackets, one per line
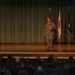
44,22,56,36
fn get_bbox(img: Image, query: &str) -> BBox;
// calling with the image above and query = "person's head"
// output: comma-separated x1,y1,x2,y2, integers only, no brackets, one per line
69,56,73,61
47,17,51,23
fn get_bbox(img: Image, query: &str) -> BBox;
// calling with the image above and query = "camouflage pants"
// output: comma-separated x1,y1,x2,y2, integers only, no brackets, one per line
46,34,54,50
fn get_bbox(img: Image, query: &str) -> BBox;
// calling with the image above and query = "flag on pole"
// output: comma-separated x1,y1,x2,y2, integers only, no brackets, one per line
68,7,71,37
58,10,61,39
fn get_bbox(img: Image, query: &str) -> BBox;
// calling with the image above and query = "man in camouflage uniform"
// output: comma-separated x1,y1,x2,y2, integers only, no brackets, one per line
44,17,56,51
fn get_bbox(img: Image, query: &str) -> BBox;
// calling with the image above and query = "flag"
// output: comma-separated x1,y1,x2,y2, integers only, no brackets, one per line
68,7,71,37
58,10,61,39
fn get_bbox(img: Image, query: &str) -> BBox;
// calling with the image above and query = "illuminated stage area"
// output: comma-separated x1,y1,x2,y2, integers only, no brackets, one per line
0,0,75,59
0,44,75,58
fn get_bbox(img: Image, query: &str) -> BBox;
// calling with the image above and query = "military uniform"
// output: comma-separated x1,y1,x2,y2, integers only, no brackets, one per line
44,22,55,50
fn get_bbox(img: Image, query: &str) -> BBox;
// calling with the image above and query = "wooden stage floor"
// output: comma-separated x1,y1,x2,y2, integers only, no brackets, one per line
0,44,75,58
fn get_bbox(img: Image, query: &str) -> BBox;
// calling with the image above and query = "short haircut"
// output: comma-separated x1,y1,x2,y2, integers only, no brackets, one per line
47,17,51,19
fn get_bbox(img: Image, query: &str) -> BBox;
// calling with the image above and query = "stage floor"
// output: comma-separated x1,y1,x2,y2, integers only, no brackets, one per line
0,44,75,58
0,44,75,52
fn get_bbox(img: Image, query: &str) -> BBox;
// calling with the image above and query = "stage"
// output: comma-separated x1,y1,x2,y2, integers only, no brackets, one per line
0,44,75,58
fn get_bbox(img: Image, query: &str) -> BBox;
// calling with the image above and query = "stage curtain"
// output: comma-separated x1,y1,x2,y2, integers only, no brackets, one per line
0,0,75,43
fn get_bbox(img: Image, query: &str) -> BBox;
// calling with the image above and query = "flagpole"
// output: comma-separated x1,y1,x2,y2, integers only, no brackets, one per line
57,8,62,52
67,7,71,46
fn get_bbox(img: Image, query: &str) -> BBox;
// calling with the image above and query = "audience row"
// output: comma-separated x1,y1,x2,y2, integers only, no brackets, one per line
0,55,75,75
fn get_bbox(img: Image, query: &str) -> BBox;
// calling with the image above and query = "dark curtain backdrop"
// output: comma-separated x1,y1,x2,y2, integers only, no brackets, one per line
0,0,75,44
